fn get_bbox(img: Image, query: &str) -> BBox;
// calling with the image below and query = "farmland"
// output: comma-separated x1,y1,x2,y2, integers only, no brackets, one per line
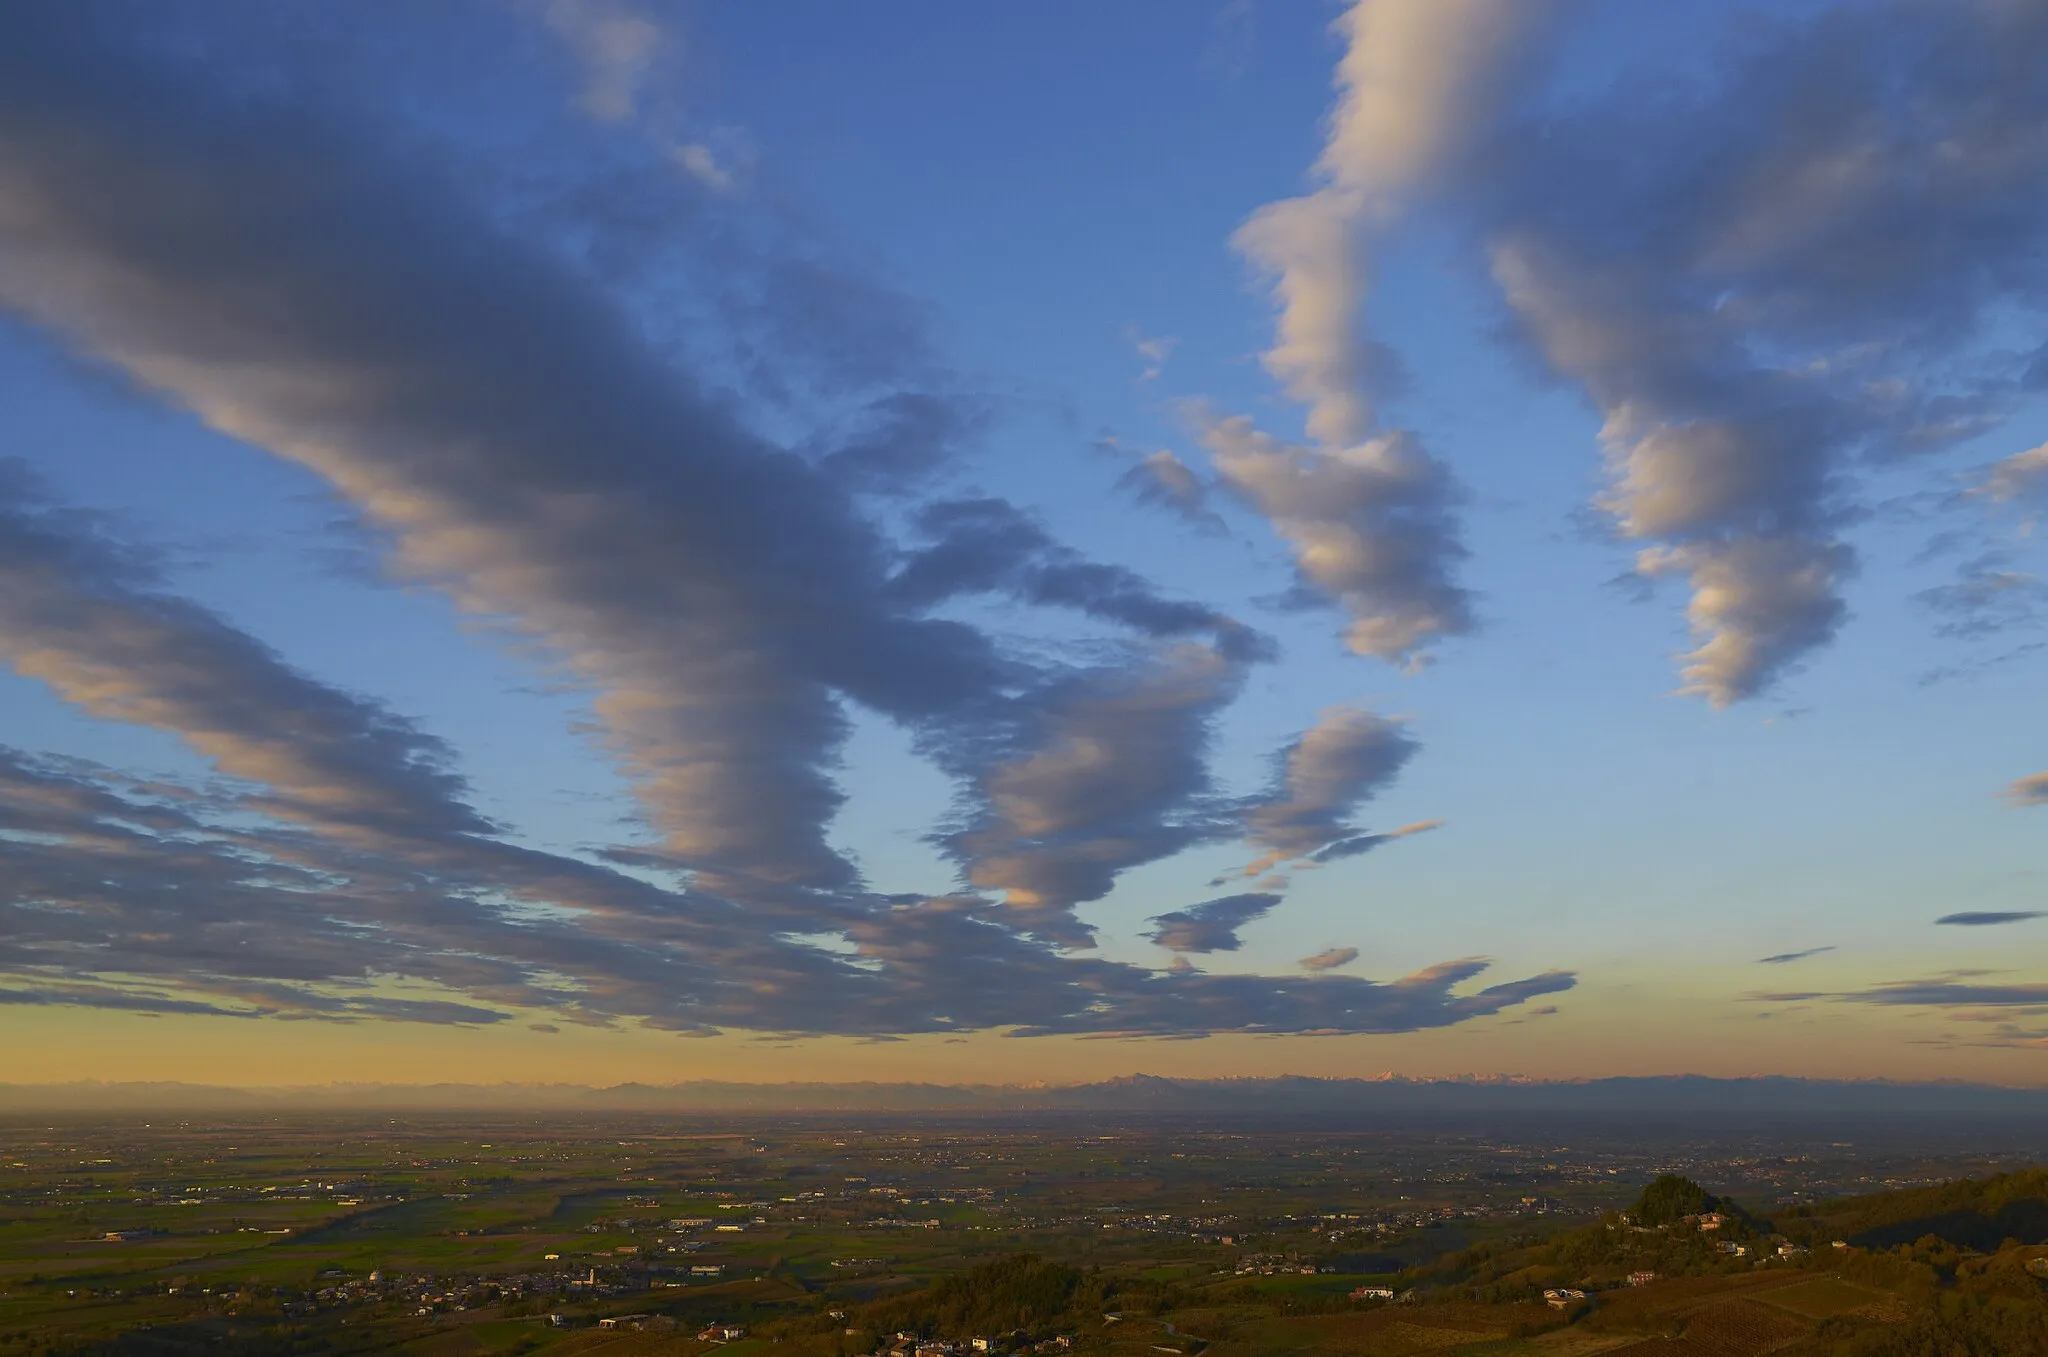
0,1115,2043,1356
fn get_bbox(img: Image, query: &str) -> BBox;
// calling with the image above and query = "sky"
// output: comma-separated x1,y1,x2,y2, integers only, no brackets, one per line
2,0,2047,1089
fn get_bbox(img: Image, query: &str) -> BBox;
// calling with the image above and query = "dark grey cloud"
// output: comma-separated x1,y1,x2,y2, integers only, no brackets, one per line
0,484,1563,1036
1916,553,2048,641
1762,977,2048,1009
996,955,1573,1039
891,497,1265,657
1147,893,1281,954
1757,946,1835,965
0,987,250,1018
1935,911,2045,927
813,392,990,494
1309,825,1438,864
3,733,1574,1036
1474,0,2048,703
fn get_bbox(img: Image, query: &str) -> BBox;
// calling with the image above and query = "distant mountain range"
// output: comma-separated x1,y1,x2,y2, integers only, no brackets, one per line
5,1073,2047,1117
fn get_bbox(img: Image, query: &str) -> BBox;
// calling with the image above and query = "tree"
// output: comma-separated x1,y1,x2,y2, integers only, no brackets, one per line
1632,1176,1716,1227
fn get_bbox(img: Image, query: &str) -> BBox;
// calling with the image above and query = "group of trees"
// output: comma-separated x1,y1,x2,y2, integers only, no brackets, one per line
1814,1287,2048,1356
1630,1174,1721,1227
1786,1169,2048,1252
858,1254,1121,1340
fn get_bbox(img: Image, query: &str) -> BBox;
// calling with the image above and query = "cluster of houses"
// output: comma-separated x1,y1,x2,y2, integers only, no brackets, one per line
289,1266,621,1316
1348,1285,1417,1303
1618,1209,1817,1265
557,1315,745,1337
1233,1251,1335,1276
877,1331,1068,1357
1714,1241,1809,1261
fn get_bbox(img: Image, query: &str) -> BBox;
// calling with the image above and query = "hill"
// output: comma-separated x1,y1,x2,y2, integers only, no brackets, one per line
1787,1168,2048,1251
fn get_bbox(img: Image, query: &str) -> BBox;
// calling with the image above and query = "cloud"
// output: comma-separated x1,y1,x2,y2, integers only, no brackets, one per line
1201,415,1472,663
1633,538,1852,705
1300,946,1359,972
0,745,552,1025
542,0,664,123
1979,441,2048,506
1756,946,1835,965
2007,773,2048,807
945,643,1251,937
1915,552,2048,641
0,463,492,841
0,528,1567,1036
1478,0,2048,702
1239,0,1556,446
1126,329,1177,383
1202,0,1555,665
1764,977,2048,1009
1117,450,1225,533
1236,706,1420,876
1935,911,2045,927
814,393,989,495
0,6,1578,1040
0,6,1003,902
1148,894,1282,954
991,956,1575,1038
668,141,732,193
1311,819,1441,864
0,983,255,1019
0,727,1578,1035
890,497,1263,655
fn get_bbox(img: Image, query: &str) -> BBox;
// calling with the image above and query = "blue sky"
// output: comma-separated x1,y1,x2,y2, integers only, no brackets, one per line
1,0,2045,1084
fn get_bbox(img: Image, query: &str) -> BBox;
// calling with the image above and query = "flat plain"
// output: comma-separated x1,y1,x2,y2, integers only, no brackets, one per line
1,1114,2041,1357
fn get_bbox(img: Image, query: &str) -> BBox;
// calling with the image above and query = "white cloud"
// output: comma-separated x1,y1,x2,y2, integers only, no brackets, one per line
1207,0,1550,662
1201,414,1469,664
1237,0,1550,445
669,141,733,192
543,0,663,123
1636,538,1852,707
1478,0,2048,703
1126,329,1178,383
1980,441,2048,507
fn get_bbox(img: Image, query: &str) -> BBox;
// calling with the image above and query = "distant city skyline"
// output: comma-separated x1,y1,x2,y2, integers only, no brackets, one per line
1,0,2045,1087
